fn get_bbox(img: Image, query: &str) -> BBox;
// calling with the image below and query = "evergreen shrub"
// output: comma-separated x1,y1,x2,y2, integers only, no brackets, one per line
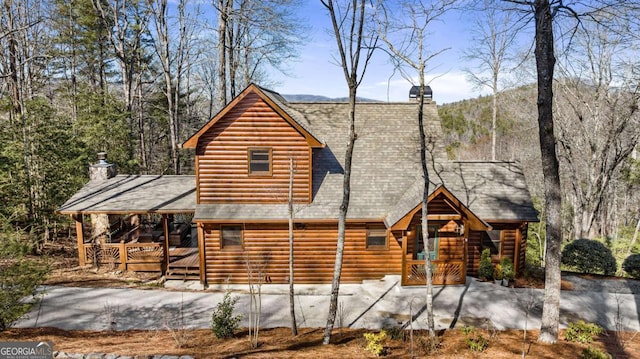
561,239,616,275
622,254,640,279
210,291,242,338
478,249,493,280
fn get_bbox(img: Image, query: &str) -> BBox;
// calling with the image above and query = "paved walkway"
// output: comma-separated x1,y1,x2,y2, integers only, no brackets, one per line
17,276,640,332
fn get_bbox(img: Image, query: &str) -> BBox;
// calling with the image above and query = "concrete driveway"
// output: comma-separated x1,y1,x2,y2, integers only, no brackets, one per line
17,276,640,332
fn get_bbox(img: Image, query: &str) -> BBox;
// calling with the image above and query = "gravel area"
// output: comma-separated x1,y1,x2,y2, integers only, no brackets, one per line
562,272,640,294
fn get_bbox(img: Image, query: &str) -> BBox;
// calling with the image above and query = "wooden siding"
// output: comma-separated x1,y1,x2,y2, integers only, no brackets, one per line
196,93,311,203
466,223,526,277
518,224,528,274
203,223,403,284
467,230,481,276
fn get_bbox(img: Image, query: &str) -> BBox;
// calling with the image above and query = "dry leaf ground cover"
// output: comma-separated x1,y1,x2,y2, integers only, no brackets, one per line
7,237,639,358
2,326,639,358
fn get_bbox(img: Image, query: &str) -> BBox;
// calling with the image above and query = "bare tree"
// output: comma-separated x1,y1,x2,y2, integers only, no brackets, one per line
215,0,230,106
246,251,269,348
213,0,305,102
93,0,152,170
464,0,518,161
149,0,179,174
288,157,298,336
375,0,456,337
320,0,376,345
502,0,640,344
554,18,640,239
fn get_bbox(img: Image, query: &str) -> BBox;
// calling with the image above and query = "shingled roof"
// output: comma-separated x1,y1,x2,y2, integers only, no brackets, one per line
59,85,537,225
58,175,196,214
194,90,538,224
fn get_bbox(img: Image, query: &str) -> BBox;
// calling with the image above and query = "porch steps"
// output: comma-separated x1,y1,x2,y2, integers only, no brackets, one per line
166,250,200,280
166,267,200,280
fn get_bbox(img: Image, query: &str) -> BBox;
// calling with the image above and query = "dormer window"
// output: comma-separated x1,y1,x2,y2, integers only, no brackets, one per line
248,147,272,176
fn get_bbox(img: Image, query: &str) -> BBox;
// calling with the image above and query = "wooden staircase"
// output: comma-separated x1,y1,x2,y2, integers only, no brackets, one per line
166,248,200,280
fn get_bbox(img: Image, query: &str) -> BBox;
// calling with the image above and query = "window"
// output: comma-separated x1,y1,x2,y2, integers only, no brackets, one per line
415,224,439,260
367,228,387,249
248,148,272,175
221,225,242,248
481,230,502,256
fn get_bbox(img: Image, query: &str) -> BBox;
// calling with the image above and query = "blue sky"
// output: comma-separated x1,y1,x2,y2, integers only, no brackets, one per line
269,1,493,104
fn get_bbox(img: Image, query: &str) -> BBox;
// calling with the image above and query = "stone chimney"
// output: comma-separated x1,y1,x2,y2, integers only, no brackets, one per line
89,152,116,244
89,152,117,180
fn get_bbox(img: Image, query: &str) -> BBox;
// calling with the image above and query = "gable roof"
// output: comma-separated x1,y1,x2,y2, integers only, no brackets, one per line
181,83,324,149
387,185,491,231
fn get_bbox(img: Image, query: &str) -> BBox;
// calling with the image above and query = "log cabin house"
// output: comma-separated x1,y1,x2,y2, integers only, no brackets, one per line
59,83,538,286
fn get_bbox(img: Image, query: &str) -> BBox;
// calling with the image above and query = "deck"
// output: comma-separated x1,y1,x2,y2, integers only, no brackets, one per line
167,247,200,280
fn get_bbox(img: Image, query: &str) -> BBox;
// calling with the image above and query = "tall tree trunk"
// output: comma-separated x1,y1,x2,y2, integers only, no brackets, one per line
324,85,357,345
5,0,34,221
417,75,434,337
136,70,147,172
491,76,498,161
534,0,563,344
321,0,373,344
153,0,179,174
227,0,236,99
626,216,640,258
217,0,228,106
288,157,298,336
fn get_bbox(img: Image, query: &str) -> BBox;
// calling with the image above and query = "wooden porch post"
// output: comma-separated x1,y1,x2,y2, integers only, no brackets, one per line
463,221,469,279
514,224,522,277
162,214,170,275
74,214,85,266
197,222,206,285
119,240,127,271
401,230,408,286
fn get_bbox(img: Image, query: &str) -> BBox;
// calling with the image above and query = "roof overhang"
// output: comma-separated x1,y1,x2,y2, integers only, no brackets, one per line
57,175,196,215
388,185,491,231
181,83,324,149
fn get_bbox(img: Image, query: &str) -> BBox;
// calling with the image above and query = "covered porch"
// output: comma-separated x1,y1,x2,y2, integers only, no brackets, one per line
58,175,201,281
388,185,491,286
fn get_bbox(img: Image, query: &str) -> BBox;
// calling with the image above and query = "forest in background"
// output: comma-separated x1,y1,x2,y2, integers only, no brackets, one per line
0,0,305,244
0,0,639,270
439,83,640,268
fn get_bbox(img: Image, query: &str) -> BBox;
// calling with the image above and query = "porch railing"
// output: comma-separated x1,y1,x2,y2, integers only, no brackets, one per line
403,259,465,286
82,241,164,272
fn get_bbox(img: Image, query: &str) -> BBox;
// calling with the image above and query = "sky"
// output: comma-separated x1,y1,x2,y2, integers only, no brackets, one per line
268,1,494,104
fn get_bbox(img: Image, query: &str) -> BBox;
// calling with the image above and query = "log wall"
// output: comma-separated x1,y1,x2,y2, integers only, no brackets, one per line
466,223,527,277
405,219,464,262
196,93,311,203
202,222,403,284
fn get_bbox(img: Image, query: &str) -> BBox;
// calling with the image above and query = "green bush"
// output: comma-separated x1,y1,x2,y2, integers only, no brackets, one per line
363,330,387,356
565,320,603,343
582,346,612,359
383,325,405,340
0,223,49,332
561,239,617,275
210,291,242,338
478,248,493,280
500,257,515,281
461,325,488,352
622,254,640,279
465,334,488,352
0,260,49,331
